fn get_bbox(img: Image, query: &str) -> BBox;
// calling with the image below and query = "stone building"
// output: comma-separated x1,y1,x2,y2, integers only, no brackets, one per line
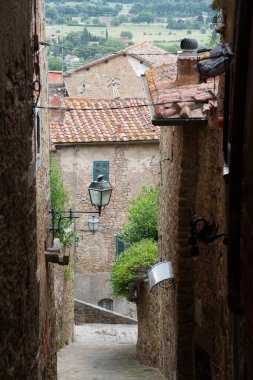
135,2,253,379
50,97,160,318
63,42,176,99
0,0,57,378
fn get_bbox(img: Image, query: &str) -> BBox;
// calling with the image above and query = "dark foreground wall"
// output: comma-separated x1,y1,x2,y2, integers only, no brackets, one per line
0,1,39,378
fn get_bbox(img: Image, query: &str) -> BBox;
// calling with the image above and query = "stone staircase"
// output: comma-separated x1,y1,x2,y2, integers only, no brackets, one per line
74,298,137,325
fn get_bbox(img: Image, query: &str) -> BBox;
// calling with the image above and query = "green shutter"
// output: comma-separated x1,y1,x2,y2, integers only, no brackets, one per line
93,161,109,181
116,236,125,255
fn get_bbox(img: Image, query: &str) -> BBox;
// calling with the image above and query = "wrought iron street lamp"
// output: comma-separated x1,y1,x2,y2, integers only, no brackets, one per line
88,174,113,215
50,175,112,239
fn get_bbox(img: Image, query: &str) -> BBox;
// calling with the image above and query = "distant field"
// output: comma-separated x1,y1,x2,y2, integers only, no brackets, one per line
46,23,211,47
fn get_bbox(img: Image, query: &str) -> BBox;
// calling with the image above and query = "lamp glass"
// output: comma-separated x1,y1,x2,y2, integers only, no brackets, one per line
88,175,113,207
88,216,100,232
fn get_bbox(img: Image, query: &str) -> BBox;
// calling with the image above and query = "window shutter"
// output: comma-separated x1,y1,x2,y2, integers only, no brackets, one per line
93,161,109,181
116,236,125,255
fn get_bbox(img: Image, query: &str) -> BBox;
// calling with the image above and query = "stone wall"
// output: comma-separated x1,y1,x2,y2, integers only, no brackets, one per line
137,120,232,379
74,299,137,324
64,55,149,98
0,0,58,378
53,247,75,348
55,143,160,317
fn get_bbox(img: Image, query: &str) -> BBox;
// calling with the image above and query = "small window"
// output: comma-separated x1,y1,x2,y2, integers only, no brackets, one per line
98,299,113,311
93,161,109,181
116,235,126,255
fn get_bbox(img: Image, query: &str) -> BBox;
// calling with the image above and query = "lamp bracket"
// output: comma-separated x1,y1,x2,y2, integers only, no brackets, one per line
188,213,228,256
49,208,99,240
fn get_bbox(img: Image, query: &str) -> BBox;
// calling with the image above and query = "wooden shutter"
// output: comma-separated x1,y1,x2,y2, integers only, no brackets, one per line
93,161,109,181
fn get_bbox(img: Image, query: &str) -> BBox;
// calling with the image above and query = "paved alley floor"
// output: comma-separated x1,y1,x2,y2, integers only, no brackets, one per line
57,324,166,380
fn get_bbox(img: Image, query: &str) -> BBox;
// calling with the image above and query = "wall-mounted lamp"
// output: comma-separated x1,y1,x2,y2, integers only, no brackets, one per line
88,174,113,215
88,215,100,234
50,175,112,240
148,261,175,290
188,213,228,257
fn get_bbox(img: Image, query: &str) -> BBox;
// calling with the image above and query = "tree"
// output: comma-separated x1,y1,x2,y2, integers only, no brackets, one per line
120,31,133,40
48,56,62,71
131,12,155,24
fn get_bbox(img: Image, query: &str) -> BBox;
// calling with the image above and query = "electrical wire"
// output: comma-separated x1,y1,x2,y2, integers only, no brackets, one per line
34,96,221,112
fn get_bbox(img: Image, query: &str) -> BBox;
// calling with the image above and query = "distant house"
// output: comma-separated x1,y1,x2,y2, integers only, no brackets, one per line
48,71,67,98
50,97,160,318
63,42,177,98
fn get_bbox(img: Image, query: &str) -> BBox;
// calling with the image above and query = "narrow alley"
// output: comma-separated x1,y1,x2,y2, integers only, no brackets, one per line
58,324,166,380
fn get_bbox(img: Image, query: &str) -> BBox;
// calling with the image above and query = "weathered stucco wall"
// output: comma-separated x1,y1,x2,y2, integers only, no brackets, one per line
55,143,160,317
137,120,232,379
64,55,147,98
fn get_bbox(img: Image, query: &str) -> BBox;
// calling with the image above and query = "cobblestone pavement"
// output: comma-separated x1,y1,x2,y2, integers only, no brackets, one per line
57,324,166,380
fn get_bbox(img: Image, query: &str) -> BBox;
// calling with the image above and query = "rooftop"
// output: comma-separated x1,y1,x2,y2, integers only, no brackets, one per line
145,63,218,123
64,42,176,76
50,98,160,145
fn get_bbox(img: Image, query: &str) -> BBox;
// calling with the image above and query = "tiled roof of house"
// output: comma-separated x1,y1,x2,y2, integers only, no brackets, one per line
145,63,218,121
48,71,63,84
64,42,176,76
50,98,160,144
125,42,177,67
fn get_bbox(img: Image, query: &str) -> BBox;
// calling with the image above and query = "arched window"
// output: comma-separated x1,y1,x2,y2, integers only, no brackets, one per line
98,298,113,311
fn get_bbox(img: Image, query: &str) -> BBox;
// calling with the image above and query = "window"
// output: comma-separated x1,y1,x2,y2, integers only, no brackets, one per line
98,299,113,311
93,161,109,181
116,235,126,255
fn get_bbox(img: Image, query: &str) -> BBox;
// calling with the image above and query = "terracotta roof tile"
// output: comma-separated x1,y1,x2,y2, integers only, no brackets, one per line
125,42,177,67
145,63,218,120
50,98,160,145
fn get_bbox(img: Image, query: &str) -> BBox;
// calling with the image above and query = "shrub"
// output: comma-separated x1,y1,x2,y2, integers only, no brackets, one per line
50,156,75,246
121,186,158,245
111,239,158,302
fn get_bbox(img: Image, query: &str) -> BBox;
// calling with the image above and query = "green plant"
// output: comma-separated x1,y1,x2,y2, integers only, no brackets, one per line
111,239,158,302
50,156,75,246
121,186,158,245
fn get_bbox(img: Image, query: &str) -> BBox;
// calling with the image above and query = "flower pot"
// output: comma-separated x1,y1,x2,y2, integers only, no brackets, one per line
148,261,173,290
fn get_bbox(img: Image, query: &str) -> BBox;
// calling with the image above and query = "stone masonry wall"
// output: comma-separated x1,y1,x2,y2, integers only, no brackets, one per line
53,247,75,348
0,1,38,377
56,143,160,317
74,299,137,324
0,1,57,378
64,55,147,98
137,126,183,379
137,120,232,379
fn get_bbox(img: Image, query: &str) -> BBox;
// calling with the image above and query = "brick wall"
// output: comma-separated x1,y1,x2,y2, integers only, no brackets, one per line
137,120,232,379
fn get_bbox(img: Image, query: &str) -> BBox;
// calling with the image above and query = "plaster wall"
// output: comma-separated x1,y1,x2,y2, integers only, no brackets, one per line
64,55,146,98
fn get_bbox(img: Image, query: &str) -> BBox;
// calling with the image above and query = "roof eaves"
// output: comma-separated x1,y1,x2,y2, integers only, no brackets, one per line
152,118,208,126
53,139,160,147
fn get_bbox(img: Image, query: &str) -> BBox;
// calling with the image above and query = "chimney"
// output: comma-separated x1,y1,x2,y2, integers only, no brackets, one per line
176,39,200,86
49,95,65,121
